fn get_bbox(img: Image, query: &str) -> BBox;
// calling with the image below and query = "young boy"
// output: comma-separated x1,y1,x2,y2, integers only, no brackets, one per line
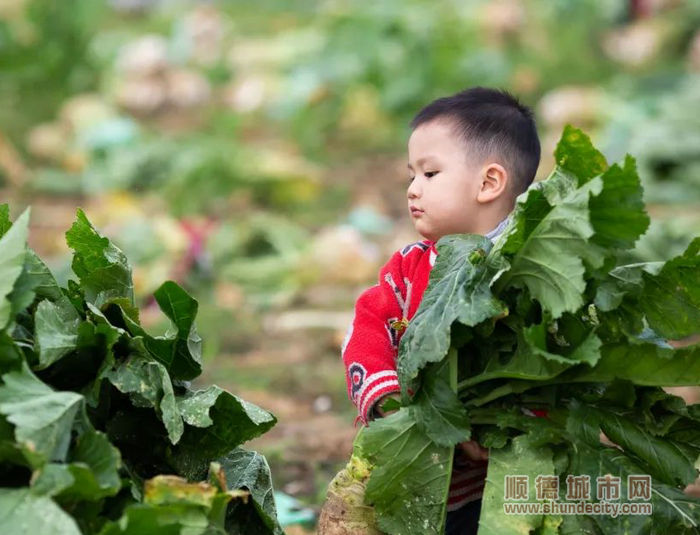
341,87,541,534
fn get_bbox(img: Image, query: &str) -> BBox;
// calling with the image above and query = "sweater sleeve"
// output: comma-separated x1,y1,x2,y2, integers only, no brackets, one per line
342,250,408,426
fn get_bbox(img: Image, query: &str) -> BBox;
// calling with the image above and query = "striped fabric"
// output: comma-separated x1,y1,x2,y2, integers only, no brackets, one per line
447,454,489,511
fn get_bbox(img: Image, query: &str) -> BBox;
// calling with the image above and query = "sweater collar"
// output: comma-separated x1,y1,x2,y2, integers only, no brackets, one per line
484,214,511,241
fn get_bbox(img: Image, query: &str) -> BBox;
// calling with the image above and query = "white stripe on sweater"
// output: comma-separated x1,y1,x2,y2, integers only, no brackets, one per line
450,467,489,485
355,370,398,407
448,478,487,499
446,489,484,512
360,379,400,419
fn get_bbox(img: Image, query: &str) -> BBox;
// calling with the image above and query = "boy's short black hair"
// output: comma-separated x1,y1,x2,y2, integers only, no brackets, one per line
410,86,541,197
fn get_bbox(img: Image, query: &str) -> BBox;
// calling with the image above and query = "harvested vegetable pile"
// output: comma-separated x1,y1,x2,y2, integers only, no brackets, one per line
322,126,700,535
0,206,283,534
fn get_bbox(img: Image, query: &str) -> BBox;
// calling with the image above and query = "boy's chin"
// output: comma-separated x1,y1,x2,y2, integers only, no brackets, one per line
417,231,440,242
413,222,440,242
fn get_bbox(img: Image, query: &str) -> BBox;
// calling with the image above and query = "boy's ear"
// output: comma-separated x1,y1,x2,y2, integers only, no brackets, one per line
477,163,508,203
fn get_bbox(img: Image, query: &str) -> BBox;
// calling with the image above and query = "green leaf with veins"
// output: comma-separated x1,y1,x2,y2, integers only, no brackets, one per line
397,234,506,392
0,364,83,466
65,209,134,307
355,408,453,535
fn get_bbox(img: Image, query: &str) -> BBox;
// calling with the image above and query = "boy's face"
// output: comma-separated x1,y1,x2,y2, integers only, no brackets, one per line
406,120,484,242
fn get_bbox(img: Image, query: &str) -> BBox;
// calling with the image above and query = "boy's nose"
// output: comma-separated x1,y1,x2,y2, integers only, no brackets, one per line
407,180,420,199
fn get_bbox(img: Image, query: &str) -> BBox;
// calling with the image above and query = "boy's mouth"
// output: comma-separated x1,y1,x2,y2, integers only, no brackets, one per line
410,206,424,216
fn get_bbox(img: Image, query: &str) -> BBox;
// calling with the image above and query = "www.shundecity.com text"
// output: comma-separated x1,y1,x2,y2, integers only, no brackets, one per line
503,500,652,517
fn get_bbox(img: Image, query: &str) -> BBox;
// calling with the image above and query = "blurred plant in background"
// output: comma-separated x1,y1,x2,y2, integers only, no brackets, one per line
2,0,700,529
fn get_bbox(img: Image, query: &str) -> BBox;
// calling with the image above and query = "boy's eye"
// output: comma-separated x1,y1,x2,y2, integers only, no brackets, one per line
408,171,438,183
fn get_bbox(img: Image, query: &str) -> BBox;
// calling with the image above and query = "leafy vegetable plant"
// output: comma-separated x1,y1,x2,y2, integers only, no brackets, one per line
328,126,700,535
0,206,283,534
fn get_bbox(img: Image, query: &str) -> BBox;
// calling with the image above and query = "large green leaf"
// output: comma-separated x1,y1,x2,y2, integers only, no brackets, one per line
397,234,507,390
465,338,700,406
65,209,133,307
478,434,556,535
0,208,30,329
8,249,66,321
560,342,700,386
118,281,202,381
666,416,700,452
458,328,579,392
554,124,608,185
568,402,697,488
594,262,663,312
0,488,82,535
31,429,122,501
145,472,246,531
19,250,65,303
588,155,649,251
522,320,602,367
0,364,82,465
411,350,470,447
34,299,81,370
492,171,595,319
355,408,453,535
637,237,700,340
600,412,698,488
219,448,284,535
170,387,277,479
100,468,251,535
494,133,648,320
176,386,221,428
593,241,700,341
566,403,700,533
104,357,184,445
150,281,202,380
649,482,700,533
563,439,655,534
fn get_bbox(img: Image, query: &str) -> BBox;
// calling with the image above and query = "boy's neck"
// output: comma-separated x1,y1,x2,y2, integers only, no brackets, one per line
474,210,511,238
484,214,511,240
426,212,511,244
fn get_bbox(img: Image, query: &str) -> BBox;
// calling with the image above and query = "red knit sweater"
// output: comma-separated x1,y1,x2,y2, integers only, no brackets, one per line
342,239,490,511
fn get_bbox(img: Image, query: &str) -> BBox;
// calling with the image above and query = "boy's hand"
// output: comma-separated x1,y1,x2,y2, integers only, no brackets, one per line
371,392,402,419
458,440,489,461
